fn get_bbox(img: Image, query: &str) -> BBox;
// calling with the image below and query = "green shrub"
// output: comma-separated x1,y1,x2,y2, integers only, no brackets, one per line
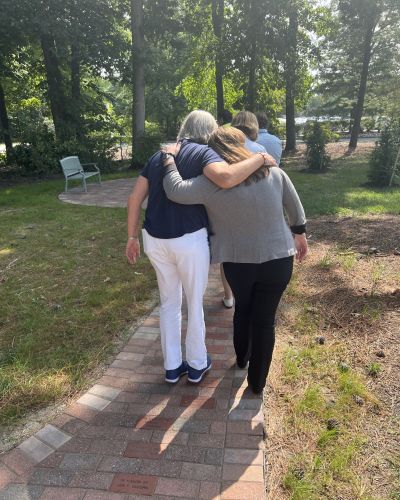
361,116,376,133
10,144,36,174
315,121,341,142
368,120,400,187
12,131,57,176
0,152,7,168
269,121,286,140
131,123,164,168
81,133,119,171
327,119,350,133
10,126,120,176
375,116,389,133
55,139,90,162
304,121,331,171
10,125,62,175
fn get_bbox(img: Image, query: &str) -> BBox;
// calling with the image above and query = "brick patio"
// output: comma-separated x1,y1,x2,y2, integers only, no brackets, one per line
0,265,266,500
58,178,145,209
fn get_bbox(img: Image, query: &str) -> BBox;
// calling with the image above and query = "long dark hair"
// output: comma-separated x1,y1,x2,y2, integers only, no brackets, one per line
208,127,268,184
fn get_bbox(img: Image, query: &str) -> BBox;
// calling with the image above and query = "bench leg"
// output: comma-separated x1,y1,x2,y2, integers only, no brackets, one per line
98,173,102,186
65,179,68,192
82,177,87,193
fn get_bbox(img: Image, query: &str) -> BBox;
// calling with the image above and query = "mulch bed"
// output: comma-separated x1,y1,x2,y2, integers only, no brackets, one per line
266,214,400,499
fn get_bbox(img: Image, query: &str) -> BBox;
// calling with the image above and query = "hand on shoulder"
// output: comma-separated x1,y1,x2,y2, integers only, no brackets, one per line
259,152,277,167
161,142,181,157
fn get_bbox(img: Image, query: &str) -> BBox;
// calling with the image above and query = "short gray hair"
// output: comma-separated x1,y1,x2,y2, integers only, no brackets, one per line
177,110,218,144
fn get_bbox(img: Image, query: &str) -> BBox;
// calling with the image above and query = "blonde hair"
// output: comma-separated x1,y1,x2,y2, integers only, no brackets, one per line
208,127,268,184
177,110,218,144
231,111,259,141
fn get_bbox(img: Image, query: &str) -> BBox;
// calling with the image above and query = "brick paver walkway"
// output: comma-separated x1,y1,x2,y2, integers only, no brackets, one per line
0,266,265,500
58,178,147,209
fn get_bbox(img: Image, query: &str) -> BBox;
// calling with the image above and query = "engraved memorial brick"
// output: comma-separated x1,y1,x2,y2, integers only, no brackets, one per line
109,473,157,495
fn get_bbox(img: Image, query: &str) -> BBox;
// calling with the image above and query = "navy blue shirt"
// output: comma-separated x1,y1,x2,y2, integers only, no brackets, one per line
141,140,223,239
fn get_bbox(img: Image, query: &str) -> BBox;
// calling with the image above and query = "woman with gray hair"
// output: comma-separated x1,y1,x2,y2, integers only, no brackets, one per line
126,110,275,385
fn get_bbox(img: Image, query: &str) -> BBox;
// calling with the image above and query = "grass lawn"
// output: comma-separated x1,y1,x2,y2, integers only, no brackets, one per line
286,154,400,217
0,172,157,428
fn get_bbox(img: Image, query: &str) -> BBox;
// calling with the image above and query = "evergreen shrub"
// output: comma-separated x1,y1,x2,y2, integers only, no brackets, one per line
361,116,376,133
10,126,119,176
304,121,331,171
0,152,7,169
368,119,400,187
11,126,57,175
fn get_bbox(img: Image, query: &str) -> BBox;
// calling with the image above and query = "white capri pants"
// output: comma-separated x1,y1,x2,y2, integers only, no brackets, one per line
142,228,210,370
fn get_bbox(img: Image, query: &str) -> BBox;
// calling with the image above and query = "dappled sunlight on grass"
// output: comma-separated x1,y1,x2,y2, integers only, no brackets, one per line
288,160,400,216
342,190,394,214
0,367,72,424
0,247,14,257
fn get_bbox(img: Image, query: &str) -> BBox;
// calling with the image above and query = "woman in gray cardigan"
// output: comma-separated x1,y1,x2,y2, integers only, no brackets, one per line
162,127,307,394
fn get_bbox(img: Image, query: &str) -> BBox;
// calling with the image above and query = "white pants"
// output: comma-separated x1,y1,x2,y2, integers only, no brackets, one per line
142,228,210,370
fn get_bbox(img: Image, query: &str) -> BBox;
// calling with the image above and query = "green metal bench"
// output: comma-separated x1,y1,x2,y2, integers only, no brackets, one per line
60,156,101,192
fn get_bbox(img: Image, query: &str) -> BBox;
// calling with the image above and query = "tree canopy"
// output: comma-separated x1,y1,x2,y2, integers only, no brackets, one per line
0,0,399,173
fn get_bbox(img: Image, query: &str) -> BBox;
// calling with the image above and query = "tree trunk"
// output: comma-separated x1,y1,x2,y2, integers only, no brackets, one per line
41,34,70,141
246,40,257,112
131,0,145,158
348,20,376,150
212,0,225,120
71,42,82,140
284,4,298,152
246,0,258,111
0,81,13,161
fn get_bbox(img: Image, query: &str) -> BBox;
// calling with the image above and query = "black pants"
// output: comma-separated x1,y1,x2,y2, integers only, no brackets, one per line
223,256,293,393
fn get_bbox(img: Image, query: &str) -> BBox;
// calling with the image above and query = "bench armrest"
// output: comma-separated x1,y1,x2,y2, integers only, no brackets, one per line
65,171,83,178
81,163,100,172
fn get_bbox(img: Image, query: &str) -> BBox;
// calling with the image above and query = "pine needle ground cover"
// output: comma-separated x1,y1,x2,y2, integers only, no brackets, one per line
0,174,157,440
266,145,400,499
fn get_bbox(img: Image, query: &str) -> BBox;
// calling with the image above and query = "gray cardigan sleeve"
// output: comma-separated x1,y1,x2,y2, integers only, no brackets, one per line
163,164,215,204
280,169,307,229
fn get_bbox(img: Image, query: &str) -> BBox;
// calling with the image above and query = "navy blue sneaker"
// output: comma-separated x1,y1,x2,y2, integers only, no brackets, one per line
165,361,188,384
188,356,212,383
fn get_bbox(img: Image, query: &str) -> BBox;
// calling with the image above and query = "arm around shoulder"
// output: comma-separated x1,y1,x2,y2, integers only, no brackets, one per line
203,153,273,189
163,165,211,204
